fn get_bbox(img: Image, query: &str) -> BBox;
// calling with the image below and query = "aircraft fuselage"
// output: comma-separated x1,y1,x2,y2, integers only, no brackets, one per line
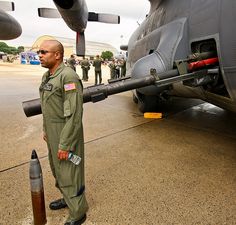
127,0,236,112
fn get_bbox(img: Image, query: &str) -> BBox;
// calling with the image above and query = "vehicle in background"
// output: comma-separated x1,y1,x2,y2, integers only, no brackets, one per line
20,52,40,65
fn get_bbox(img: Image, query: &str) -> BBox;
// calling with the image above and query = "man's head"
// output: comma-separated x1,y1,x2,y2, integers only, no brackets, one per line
38,40,64,73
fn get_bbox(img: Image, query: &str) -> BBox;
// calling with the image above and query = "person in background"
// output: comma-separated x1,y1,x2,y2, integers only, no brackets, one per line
92,55,102,85
120,58,126,77
38,40,88,225
67,54,77,72
115,59,120,78
108,59,116,79
80,57,90,81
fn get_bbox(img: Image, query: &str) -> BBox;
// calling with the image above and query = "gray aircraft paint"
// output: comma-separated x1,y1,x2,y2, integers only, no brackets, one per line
0,3,22,40
127,0,236,112
22,0,236,114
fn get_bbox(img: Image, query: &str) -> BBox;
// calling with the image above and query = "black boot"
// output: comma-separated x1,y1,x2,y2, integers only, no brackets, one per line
49,198,67,210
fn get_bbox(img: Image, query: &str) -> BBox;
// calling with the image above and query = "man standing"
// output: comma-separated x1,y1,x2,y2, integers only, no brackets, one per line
115,59,120,78
120,58,126,77
38,40,88,225
92,55,102,85
67,54,77,71
80,57,90,81
108,59,116,79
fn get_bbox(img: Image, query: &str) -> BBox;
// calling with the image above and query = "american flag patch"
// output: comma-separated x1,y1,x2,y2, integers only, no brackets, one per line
64,83,76,91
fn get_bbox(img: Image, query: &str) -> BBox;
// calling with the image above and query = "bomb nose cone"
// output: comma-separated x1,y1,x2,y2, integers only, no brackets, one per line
31,149,38,159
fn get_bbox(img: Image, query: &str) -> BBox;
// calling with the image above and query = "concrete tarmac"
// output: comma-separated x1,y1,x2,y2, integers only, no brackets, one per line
0,62,236,225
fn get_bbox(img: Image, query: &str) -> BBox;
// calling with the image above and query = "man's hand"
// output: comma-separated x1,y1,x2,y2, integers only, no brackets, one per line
43,131,47,142
57,149,69,160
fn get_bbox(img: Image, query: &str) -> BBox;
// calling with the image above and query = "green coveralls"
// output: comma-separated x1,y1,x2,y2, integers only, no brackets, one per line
39,63,88,222
93,59,102,85
80,59,90,81
67,57,76,71
120,60,126,77
108,62,116,79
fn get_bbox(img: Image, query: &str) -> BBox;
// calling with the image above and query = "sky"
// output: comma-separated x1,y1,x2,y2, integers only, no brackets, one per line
5,0,150,50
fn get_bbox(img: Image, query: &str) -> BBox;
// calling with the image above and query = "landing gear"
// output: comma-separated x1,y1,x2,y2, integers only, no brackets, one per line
132,93,138,104
133,91,159,113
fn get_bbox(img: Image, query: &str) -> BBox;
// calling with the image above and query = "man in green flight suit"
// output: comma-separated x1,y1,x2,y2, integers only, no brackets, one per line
38,40,88,225
92,55,102,85
80,57,90,81
120,58,126,77
67,54,77,72
108,59,116,79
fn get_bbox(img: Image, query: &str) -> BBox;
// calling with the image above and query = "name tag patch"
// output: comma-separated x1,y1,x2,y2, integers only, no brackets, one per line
64,83,76,91
43,83,53,91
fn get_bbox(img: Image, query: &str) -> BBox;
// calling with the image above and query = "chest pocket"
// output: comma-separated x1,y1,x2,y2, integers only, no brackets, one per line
42,87,64,119
43,87,61,102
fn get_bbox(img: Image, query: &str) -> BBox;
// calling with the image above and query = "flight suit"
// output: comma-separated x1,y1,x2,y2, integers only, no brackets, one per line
120,60,126,77
67,57,77,71
80,59,90,81
39,63,88,222
108,61,116,79
93,58,102,85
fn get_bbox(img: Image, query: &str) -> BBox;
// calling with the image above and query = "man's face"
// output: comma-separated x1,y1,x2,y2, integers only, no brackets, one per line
38,42,58,69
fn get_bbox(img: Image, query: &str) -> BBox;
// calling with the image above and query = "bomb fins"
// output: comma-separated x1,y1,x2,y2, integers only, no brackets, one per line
29,150,47,225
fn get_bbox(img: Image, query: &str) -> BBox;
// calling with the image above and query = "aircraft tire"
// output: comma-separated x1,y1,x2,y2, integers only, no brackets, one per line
137,92,159,113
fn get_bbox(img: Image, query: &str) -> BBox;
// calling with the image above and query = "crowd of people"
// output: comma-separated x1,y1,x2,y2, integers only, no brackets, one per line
65,54,127,85
108,58,126,79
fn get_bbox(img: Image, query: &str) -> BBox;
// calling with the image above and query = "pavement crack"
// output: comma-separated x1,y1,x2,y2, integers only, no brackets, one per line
0,120,156,173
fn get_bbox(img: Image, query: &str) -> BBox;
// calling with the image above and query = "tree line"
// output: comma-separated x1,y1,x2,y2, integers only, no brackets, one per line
0,41,114,60
0,42,24,55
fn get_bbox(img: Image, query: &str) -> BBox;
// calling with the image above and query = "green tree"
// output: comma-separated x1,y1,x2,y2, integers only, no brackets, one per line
0,42,8,53
101,51,113,61
0,42,19,55
18,46,24,53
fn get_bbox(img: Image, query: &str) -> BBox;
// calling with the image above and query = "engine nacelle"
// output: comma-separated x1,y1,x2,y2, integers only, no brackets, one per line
0,9,22,40
53,0,88,32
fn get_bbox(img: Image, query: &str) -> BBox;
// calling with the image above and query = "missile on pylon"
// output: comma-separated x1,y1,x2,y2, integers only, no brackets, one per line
29,150,47,225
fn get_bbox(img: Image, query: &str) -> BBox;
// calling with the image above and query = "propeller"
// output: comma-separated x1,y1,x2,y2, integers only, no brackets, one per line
88,12,120,24
38,8,120,24
38,8,61,18
38,2,120,57
0,1,14,11
76,32,85,57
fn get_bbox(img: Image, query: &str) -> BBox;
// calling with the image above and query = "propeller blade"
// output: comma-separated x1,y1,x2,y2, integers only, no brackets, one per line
38,8,61,18
76,32,85,57
88,12,120,24
0,1,14,11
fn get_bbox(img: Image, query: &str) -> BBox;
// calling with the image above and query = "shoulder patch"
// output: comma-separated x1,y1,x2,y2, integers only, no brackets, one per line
64,83,76,91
